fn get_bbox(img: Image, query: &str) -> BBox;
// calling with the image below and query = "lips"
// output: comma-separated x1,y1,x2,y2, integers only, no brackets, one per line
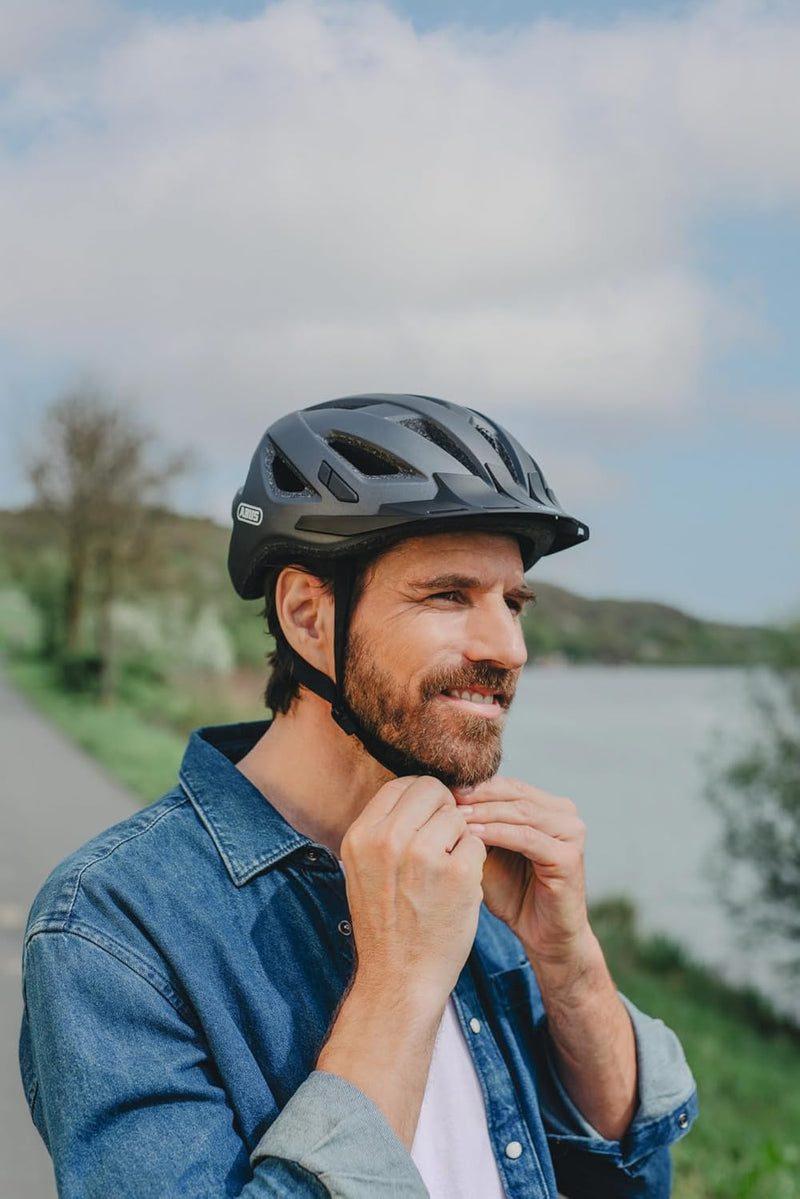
420,664,516,710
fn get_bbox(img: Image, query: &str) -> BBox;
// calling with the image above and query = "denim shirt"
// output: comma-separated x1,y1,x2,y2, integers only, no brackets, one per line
20,722,697,1198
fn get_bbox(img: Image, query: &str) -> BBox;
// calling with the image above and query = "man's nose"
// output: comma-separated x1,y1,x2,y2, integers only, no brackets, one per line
464,599,528,671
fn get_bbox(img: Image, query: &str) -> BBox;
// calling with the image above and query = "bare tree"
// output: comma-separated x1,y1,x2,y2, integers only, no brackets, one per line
26,387,189,699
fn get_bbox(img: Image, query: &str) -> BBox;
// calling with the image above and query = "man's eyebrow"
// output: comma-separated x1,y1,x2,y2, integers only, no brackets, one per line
508,584,538,604
408,574,482,592
408,574,537,603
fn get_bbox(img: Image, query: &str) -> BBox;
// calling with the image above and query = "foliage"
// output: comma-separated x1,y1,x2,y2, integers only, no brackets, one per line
592,897,799,1041
59,651,104,695
0,586,42,653
704,622,800,966
8,549,68,656
22,388,190,697
107,598,236,678
184,606,236,674
592,897,800,1199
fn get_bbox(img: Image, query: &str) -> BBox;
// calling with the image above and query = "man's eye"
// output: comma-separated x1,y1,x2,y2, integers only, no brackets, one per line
431,590,464,603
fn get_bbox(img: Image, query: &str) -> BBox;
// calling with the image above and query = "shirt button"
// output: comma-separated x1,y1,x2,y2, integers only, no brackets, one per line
305,848,320,862
678,1112,689,1130
505,1141,523,1160
469,1018,481,1034
337,920,352,936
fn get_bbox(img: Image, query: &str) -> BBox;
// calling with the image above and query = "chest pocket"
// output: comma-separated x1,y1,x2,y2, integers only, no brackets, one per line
488,960,546,1025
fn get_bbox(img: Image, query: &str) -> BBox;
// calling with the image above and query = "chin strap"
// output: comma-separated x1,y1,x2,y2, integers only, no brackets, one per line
280,562,358,736
278,561,425,778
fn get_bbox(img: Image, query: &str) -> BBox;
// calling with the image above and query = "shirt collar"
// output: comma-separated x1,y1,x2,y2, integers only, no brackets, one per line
179,721,317,886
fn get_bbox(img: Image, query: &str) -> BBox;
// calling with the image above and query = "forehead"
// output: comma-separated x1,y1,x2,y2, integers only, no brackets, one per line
367,531,525,587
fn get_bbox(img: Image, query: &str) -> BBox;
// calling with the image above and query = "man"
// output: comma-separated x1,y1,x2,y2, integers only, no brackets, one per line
20,394,696,1198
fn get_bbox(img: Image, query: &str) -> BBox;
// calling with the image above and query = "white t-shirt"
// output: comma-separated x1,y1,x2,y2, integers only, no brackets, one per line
336,862,505,1195
411,997,507,1198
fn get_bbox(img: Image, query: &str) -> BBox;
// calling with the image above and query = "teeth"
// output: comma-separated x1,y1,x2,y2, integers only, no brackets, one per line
448,690,495,705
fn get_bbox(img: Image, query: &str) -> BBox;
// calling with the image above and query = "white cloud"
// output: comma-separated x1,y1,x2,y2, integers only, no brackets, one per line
1,0,799,477
0,0,125,78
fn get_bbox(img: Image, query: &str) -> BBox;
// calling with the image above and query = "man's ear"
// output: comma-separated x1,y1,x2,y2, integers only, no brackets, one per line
274,568,335,677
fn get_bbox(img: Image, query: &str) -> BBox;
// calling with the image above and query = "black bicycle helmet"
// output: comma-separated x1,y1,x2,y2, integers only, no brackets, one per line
228,393,588,773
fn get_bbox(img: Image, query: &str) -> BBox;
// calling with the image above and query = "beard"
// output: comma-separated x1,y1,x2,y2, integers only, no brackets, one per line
342,628,518,788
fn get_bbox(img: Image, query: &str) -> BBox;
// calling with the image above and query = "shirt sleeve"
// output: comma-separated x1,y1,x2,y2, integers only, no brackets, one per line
20,930,427,1199
537,992,698,1199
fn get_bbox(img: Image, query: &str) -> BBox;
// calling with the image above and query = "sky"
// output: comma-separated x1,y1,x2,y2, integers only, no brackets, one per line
1,0,799,626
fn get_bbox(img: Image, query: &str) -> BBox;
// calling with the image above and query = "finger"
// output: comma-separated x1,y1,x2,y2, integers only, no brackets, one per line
412,804,471,856
461,800,586,845
469,822,583,877
377,776,457,843
356,775,422,825
448,825,488,875
455,777,578,817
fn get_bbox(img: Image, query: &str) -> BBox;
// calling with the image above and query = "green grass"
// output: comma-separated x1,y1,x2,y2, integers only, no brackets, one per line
5,656,185,802
593,899,800,1199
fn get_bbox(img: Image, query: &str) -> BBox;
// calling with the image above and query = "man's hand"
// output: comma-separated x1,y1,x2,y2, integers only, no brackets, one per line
455,777,591,977
341,774,487,1004
455,777,638,1141
317,775,486,1149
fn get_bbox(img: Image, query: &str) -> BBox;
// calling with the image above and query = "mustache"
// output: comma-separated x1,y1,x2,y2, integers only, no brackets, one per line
420,663,518,708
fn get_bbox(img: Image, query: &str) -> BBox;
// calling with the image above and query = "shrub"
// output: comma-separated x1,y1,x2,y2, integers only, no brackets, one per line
705,622,800,970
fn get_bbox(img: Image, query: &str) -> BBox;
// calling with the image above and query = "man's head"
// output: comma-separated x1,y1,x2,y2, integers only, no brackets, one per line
229,392,588,777
266,531,531,787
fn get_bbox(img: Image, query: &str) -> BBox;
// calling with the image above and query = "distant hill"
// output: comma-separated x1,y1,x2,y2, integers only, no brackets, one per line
520,580,767,665
0,506,769,667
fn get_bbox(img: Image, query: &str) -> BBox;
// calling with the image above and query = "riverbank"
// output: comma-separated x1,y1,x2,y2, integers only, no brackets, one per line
5,657,800,1198
592,898,799,1198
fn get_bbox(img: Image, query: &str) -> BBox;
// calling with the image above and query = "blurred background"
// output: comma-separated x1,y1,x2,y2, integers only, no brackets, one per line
1,1,799,1196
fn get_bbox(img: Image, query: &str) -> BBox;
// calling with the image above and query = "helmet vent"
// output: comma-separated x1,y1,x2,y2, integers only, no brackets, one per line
325,433,417,478
399,417,476,473
267,445,316,495
473,421,522,483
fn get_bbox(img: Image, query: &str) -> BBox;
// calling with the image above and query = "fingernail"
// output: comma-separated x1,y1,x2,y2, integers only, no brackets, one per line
460,805,474,815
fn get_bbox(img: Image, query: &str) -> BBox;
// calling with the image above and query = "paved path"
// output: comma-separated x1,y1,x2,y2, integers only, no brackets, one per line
0,672,140,1197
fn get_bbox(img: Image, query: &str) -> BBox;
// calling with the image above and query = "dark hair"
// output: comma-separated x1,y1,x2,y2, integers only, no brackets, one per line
262,555,375,715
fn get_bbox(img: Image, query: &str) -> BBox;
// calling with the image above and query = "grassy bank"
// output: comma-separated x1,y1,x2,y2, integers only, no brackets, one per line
593,899,800,1199
5,659,800,1198
5,656,187,800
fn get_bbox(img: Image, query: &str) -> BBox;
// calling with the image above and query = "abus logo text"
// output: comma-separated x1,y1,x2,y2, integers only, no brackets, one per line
237,503,263,526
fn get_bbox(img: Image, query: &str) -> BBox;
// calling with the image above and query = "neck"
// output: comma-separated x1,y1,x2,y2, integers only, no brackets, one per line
235,691,391,857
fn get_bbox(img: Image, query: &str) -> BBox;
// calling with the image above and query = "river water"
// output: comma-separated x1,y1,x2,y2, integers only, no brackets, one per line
500,665,798,1021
